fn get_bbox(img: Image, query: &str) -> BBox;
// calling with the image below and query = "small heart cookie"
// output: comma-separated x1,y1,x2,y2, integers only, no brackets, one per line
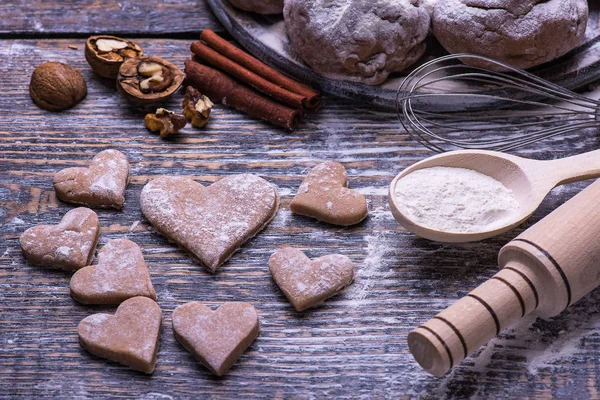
172,302,259,376
140,174,279,272
20,207,100,270
70,239,156,304
290,162,368,226
269,247,355,311
53,149,129,209
78,296,162,374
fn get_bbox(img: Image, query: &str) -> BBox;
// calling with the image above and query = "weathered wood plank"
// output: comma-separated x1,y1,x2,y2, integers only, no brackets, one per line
1,39,600,399
0,0,221,37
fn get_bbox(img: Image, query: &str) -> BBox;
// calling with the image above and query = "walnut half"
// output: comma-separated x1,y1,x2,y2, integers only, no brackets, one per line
182,86,213,128
144,108,187,138
117,56,184,105
85,35,143,79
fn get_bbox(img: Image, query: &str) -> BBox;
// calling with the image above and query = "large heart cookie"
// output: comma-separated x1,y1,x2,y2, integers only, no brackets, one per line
172,302,259,376
70,239,156,304
20,207,100,270
53,149,129,209
140,174,279,272
78,296,162,374
290,162,368,226
269,247,355,311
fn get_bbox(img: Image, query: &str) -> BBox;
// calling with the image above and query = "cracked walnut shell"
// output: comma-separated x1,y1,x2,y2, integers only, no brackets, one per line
182,86,213,128
144,108,187,138
117,56,184,105
29,62,87,111
85,35,143,79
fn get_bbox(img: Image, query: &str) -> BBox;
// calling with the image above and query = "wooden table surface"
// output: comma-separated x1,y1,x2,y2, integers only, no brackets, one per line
2,2,600,399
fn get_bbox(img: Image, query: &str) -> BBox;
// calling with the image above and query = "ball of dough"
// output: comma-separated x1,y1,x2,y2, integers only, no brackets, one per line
284,0,431,85
228,0,283,15
432,0,588,70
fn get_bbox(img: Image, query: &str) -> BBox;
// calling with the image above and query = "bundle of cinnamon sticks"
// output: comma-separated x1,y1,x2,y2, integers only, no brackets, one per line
185,29,321,130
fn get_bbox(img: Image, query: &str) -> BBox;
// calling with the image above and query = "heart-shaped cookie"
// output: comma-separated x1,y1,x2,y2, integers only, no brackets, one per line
269,247,355,311
78,296,162,374
53,149,129,209
172,302,259,376
290,162,368,226
20,207,100,270
70,239,156,304
140,174,279,272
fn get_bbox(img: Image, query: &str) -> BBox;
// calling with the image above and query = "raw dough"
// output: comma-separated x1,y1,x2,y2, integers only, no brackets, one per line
70,239,156,304
78,296,162,374
172,302,260,376
53,149,130,209
432,0,588,70
20,207,100,270
290,162,368,226
284,0,430,85
269,247,355,311
140,174,279,272
228,0,283,15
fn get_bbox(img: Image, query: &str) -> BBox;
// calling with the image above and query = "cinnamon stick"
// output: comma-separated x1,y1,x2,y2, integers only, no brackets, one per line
191,41,306,109
198,29,321,109
184,60,301,130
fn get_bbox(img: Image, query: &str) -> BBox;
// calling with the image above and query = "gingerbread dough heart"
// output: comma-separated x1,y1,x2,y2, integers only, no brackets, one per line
172,302,259,376
290,162,368,226
269,247,355,311
70,239,156,304
53,149,129,209
140,174,279,272
78,296,162,374
20,207,100,270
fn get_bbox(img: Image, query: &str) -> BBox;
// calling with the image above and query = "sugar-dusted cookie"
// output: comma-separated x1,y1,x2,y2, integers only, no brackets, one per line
172,302,259,376
53,149,129,209
290,162,368,226
20,207,100,270
78,296,162,374
70,239,156,304
269,247,355,312
140,174,279,272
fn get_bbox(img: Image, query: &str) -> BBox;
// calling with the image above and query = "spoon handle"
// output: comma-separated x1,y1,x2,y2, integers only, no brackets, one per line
542,149,600,186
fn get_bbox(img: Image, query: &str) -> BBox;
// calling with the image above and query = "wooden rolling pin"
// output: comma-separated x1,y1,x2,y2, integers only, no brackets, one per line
409,179,600,376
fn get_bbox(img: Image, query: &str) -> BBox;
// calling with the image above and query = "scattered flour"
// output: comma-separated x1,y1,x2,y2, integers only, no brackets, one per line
393,166,520,233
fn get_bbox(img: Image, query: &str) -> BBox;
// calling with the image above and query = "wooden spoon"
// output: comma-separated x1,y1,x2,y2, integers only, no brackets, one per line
388,149,600,242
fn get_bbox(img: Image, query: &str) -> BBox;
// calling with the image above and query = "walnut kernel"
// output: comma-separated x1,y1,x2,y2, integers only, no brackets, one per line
182,86,213,128
29,62,87,111
144,108,187,138
85,35,143,78
117,56,184,105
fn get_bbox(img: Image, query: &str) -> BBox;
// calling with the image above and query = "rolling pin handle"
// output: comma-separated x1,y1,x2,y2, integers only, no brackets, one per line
408,261,541,376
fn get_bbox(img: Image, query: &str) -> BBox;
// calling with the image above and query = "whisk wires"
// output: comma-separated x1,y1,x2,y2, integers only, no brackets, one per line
396,54,600,152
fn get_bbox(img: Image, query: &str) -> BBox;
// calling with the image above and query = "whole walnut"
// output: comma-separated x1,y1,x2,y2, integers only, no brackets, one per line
29,62,87,111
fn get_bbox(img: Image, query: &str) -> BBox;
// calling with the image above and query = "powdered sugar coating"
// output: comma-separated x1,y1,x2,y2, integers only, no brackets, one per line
70,239,156,304
53,149,129,209
19,207,100,270
172,302,259,376
284,0,430,85
290,162,368,226
269,247,355,311
140,174,279,272
433,0,588,70
78,296,162,374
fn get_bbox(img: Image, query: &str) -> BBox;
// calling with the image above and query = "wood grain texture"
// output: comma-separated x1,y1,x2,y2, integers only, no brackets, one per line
0,0,221,37
2,37,600,399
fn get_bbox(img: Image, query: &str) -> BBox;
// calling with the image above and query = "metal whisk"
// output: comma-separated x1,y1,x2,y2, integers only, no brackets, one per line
396,54,600,152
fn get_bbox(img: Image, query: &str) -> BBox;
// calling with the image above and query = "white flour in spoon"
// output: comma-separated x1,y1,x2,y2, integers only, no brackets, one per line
393,166,520,233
